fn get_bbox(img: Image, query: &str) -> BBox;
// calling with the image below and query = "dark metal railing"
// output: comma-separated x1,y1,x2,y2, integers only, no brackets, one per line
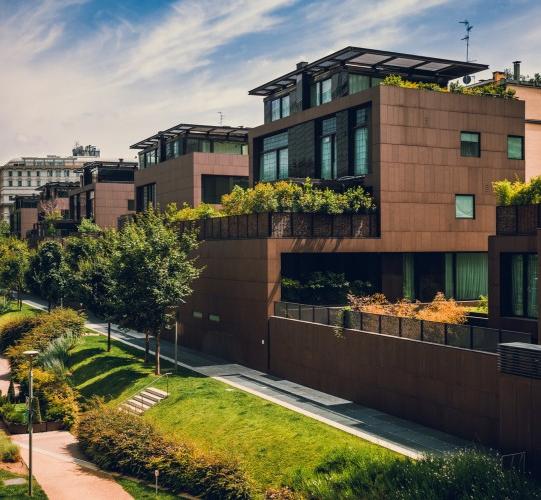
274,301,532,353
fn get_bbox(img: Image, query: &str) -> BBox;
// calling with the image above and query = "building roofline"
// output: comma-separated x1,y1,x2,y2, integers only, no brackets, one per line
248,46,489,96
130,123,251,150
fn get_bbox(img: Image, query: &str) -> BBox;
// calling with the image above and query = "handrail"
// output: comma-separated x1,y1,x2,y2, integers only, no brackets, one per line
120,372,172,413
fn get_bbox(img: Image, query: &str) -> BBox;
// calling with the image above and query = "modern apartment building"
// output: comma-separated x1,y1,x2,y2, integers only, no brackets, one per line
0,148,100,222
131,123,249,210
471,61,541,179
177,47,526,371
10,195,39,238
69,160,137,228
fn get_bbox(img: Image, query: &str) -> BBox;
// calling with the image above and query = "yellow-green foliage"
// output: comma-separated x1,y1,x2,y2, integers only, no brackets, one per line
493,176,541,205
382,75,516,99
165,202,222,222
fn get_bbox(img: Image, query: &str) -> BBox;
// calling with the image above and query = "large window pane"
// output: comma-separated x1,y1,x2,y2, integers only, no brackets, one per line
321,78,332,104
271,99,281,121
261,152,277,181
403,253,415,300
322,117,336,135
263,132,288,151
508,135,524,160
511,255,525,316
282,95,290,117
456,253,488,300
455,194,475,219
349,74,370,94
460,132,480,157
321,136,333,179
213,142,244,154
527,254,538,318
278,148,289,179
354,127,369,175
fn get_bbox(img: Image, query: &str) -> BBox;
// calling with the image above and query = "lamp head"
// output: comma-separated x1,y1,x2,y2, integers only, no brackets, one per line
23,350,39,358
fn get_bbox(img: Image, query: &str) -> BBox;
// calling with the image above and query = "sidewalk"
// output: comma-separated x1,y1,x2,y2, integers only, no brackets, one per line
22,295,472,459
12,431,132,500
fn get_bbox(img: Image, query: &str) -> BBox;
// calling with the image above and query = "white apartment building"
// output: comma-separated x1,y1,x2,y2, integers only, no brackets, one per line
1,148,100,222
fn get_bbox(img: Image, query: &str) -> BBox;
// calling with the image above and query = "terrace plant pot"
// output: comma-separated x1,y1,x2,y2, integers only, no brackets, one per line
228,215,239,239
517,204,538,234
257,213,270,237
381,315,400,336
312,214,333,237
496,205,517,235
401,317,421,340
220,216,229,239
332,214,352,237
352,214,370,237
238,215,248,238
292,213,312,237
271,213,292,237
247,214,258,238
422,321,445,344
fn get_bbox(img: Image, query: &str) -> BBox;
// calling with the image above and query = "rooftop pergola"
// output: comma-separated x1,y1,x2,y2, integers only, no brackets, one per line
130,123,250,150
249,47,489,96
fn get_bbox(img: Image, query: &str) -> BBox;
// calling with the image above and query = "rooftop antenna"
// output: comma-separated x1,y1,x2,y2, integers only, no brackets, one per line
217,112,224,126
459,20,473,62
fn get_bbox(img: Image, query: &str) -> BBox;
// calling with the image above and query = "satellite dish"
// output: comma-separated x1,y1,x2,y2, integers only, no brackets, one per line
463,75,472,84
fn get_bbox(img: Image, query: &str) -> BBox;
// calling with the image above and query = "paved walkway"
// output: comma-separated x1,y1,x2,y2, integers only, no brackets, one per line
22,296,471,459
12,431,132,500
0,355,16,397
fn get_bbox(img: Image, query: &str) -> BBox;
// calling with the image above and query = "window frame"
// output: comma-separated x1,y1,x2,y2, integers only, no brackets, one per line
319,117,337,180
259,132,288,181
460,131,481,157
352,106,370,176
501,252,538,319
507,135,525,160
270,94,291,121
455,194,475,219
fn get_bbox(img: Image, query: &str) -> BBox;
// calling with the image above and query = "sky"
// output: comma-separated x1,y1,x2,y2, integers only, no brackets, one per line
0,0,540,164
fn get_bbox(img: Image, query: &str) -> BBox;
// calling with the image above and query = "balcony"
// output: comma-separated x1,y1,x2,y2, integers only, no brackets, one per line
496,204,541,235
179,212,379,240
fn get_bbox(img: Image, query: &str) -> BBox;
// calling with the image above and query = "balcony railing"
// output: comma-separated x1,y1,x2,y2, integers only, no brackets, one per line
274,301,532,353
496,204,541,235
178,212,379,240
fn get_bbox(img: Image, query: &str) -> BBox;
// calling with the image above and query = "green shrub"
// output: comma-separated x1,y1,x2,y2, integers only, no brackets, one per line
0,315,38,351
0,403,27,424
0,430,19,462
166,202,222,222
290,448,540,500
493,176,541,205
77,406,252,499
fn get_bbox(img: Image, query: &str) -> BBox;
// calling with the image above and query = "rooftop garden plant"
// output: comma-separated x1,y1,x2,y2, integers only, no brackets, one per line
493,176,541,205
381,74,517,99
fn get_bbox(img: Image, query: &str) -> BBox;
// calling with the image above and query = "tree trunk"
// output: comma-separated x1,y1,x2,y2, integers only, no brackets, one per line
48,299,51,312
155,331,161,375
107,322,111,352
17,288,21,311
144,331,149,363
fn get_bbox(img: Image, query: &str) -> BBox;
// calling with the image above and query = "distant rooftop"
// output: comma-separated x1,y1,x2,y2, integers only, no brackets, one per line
249,46,489,96
130,123,250,150
36,181,79,192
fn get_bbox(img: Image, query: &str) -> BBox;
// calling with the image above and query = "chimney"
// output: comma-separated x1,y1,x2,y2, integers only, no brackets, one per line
492,71,506,83
513,60,521,81
296,61,308,70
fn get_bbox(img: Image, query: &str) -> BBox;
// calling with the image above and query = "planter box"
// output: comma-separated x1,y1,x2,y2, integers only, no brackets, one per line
312,214,333,237
352,214,370,237
381,315,400,336
344,310,361,330
229,215,239,239
401,317,421,340
361,313,380,333
422,321,445,344
3,419,63,434
496,205,517,235
257,213,270,237
271,213,292,237
447,324,471,348
332,214,352,237
204,219,213,239
220,217,229,239
196,219,205,240
247,214,258,238
517,204,539,234
238,215,248,238
292,213,312,237
211,218,221,239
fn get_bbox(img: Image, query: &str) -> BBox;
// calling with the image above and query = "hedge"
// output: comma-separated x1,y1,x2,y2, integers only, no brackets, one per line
77,407,252,499
0,316,38,351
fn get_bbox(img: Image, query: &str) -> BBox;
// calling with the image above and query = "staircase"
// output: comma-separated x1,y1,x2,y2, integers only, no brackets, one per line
120,387,168,415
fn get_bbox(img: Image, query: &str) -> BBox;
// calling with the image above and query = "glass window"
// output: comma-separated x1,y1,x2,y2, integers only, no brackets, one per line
17,180,22,186
36,171,40,177
202,175,249,204
8,171,12,177
271,99,281,121
354,127,369,175
241,144,248,155
213,142,244,155
55,170,61,176
455,253,488,300
455,194,475,219
460,132,480,157
349,74,370,94
136,183,156,211
173,140,181,157
26,180,31,186
260,132,288,181
8,181,12,187
321,136,334,179
263,132,288,151
321,78,332,104
508,135,524,160
47,170,53,177
27,171,31,177
17,171,22,177
371,77,383,87
279,148,289,179
505,253,538,318
261,152,277,181
282,95,290,118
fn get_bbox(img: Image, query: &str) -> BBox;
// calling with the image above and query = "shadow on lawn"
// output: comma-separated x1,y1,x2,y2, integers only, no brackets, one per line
71,352,139,387
78,367,148,401
69,347,102,367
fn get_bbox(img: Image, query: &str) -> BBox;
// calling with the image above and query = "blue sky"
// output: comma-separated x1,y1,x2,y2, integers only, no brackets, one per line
0,0,540,163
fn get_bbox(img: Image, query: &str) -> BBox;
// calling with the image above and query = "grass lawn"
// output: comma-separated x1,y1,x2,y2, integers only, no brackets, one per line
0,469,46,499
71,335,397,494
116,476,181,499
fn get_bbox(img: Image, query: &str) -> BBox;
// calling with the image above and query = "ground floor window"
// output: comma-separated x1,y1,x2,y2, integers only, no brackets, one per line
501,253,538,318
136,183,156,212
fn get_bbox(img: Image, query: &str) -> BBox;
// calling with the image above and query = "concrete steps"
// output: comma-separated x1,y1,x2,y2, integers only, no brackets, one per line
120,387,168,415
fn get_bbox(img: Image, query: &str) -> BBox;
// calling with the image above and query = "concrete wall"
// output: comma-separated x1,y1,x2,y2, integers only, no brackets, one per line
134,152,248,209
268,316,499,443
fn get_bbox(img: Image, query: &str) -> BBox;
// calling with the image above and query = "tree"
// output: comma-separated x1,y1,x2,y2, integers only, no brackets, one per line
27,240,68,311
0,220,10,238
77,218,102,234
7,378,15,403
111,208,200,374
0,238,30,310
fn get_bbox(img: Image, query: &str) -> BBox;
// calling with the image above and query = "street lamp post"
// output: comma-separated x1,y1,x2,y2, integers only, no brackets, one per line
23,350,39,498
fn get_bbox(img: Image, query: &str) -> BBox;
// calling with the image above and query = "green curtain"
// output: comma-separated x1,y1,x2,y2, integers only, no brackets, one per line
403,253,415,300
527,254,538,318
445,253,454,298
349,74,370,94
456,253,488,300
511,255,524,316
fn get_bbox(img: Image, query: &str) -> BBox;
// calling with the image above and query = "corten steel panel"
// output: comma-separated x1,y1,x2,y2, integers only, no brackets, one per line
487,233,539,340
19,208,37,238
134,153,248,209
269,316,500,444
93,183,135,229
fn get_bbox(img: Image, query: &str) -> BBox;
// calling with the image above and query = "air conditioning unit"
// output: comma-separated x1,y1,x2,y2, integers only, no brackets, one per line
499,342,541,379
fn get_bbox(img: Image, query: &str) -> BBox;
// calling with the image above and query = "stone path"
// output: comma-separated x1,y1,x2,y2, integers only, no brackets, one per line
12,431,132,500
0,355,18,397
22,295,472,459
